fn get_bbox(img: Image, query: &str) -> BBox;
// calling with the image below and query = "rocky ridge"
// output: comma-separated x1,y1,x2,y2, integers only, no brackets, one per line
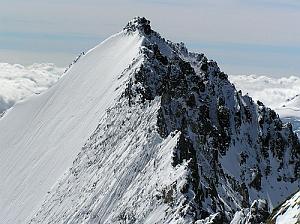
29,17,300,224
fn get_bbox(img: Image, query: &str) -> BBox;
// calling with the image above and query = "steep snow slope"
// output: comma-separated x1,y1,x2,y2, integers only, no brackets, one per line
29,98,193,223
28,18,299,223
268,191,300,224
0,63,63,114
0,32,143,224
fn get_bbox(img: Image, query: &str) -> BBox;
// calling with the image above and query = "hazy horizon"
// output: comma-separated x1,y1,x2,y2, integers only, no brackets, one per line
0,0,299,77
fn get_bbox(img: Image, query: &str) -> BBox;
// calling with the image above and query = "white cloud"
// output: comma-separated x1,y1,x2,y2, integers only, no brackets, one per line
229,74,300,117
0,63,63,113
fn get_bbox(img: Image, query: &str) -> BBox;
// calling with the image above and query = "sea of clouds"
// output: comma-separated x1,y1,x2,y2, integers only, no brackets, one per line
229,74,300,113
0,63,63,114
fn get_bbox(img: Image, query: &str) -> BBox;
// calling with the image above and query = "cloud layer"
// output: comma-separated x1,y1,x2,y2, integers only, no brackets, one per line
0,63,63,114
229,74,300,117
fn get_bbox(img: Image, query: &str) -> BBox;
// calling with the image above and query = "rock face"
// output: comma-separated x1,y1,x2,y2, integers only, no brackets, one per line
230,199,270,224
27,17,300,223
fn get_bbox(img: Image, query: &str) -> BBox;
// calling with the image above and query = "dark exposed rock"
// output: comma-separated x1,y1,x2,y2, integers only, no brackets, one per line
124,17,152,35
249,168,262,191
200,63,208,72
231,199,270,224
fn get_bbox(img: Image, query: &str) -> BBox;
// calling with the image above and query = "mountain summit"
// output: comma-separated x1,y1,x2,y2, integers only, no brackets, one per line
0,17,299,224
124,16,153,35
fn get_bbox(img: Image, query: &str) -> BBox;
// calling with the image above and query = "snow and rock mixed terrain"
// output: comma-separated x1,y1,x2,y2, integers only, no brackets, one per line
0,17,299,223
0,63,63,115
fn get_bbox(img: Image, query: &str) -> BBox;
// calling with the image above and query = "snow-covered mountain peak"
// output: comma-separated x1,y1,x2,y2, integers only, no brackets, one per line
0,18,299,224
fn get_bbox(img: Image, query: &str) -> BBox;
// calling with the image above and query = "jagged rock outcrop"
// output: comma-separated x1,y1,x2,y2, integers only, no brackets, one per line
231,199,270,224
28,17,300,224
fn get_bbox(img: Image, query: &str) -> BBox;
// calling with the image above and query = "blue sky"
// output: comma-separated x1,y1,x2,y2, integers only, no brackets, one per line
0,0,299,76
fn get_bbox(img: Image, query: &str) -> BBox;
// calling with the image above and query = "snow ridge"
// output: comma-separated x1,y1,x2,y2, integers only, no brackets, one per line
0,29,143,224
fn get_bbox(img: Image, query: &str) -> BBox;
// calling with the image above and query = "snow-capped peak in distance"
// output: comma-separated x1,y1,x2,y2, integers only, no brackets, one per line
0,17,299,224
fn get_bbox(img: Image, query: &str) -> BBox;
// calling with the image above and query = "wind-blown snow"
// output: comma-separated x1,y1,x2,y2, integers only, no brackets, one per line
0,32,143,224
0,63,63,114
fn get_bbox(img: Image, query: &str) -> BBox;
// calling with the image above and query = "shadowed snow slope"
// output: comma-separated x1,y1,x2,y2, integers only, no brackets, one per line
0,32,143,224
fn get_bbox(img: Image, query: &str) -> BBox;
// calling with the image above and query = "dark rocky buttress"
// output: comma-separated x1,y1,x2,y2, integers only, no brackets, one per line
123,17,300,223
